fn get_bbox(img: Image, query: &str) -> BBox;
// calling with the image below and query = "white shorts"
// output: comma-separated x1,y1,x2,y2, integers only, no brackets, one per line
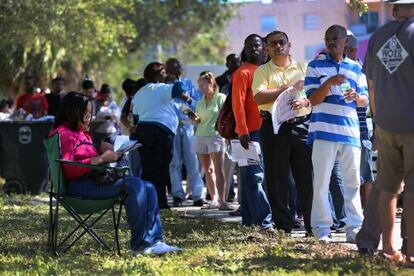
192,135,225,154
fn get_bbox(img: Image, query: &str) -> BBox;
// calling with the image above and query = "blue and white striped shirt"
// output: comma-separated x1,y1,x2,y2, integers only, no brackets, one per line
305,53,368,147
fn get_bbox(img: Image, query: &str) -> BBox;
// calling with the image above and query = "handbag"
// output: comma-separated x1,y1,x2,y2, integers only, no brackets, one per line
215,84,237,140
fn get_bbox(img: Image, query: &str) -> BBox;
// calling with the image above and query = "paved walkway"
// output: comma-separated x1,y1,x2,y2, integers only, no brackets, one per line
168,195,403,251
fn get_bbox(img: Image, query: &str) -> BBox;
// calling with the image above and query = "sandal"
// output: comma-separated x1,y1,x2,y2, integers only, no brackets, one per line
201,203,219,210
218,202,234,211
380,251,405,263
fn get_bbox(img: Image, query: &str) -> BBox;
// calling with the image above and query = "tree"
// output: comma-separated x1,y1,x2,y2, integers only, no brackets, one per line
0,0,235,98
348,0,369,16
0,0,136,96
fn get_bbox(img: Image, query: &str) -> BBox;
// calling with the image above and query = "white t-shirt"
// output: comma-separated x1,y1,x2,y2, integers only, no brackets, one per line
132,83,178,134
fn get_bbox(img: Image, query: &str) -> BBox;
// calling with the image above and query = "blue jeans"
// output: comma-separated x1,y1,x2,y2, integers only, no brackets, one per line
128,148,142,178
169,124,203,201
329,161,346,228
67,176,163,251
239,131,273,229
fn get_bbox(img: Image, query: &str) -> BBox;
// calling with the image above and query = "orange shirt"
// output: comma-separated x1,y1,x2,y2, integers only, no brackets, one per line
231,63,262,136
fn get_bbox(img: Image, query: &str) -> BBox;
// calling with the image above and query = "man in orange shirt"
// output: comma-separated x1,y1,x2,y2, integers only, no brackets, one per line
232,34,273,230
16,76,48,118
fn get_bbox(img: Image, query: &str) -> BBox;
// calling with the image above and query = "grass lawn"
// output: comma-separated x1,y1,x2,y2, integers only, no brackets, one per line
0,189,411,275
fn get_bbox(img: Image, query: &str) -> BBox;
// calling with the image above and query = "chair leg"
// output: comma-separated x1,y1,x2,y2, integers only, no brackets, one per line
112,201,123,255
53,199,60,256
48,193,53,248
61,205,113,253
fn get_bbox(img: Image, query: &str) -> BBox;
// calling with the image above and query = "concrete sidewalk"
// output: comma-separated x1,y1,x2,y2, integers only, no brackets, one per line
168,195,403,251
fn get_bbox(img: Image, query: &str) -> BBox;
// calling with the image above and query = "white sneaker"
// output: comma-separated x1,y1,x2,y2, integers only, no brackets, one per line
317,235,333,244
143,241,182,255
346,228,360,243
131,250,141,257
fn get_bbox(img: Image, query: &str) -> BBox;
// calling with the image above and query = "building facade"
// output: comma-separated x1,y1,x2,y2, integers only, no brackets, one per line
224,0,393,62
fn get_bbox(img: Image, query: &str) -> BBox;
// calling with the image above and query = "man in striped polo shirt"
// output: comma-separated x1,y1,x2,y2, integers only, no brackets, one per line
305,25,368,242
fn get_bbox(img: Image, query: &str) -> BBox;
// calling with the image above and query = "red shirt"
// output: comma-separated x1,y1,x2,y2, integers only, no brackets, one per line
231,63,262,136
16,92,48,118
49,124,99,181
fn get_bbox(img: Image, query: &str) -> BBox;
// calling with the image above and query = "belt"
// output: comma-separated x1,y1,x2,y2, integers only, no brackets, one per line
260,110,271,119
260,110,306,124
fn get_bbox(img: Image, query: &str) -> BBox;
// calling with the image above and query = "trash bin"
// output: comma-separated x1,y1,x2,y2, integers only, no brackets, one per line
0,121,54,194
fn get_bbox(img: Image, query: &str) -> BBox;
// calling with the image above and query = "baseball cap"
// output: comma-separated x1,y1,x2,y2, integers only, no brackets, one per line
347,35,358,49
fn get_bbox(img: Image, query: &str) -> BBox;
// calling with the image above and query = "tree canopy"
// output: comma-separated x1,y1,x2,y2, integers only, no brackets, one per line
0,0,234,96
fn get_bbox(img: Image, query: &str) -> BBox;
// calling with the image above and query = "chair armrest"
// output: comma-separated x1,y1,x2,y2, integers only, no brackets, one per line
56,159,106,171
56,159,129,174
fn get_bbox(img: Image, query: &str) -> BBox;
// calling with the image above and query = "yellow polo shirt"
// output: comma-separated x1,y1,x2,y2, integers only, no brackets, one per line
252,58,307,112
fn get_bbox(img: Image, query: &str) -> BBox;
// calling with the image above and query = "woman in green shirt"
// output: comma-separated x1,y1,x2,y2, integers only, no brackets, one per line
191,71,232,210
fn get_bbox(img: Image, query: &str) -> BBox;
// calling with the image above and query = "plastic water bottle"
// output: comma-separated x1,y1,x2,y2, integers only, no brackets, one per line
340,80,353,103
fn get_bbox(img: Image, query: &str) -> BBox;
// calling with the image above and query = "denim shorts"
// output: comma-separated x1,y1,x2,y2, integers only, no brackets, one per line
192,135,225,154
360,139,374,184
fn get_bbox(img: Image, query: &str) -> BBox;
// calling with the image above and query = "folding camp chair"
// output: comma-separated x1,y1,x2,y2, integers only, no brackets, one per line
44,133,129,255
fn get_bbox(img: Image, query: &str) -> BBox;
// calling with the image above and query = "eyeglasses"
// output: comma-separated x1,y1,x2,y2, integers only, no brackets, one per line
324,36,346,43
268,39,288,47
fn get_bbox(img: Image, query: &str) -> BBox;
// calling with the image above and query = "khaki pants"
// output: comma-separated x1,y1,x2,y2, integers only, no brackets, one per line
376,126,414,194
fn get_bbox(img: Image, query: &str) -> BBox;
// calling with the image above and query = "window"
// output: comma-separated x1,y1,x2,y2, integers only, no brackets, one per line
360,12,379,33
303,14,320,30
261,16,277,33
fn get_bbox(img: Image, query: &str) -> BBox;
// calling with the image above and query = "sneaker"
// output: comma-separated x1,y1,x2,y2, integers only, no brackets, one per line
346,228,360,243
143,241,182,255
292,219,302,229
173,197,183,207
131,250,141,257
229,207,241,216
218,202,234,211
318,235,333,243
193,199,207,207
261,227,275,234
358,248,377,256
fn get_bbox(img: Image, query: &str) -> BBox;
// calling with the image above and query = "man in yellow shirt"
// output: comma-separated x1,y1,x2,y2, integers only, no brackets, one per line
252,30,313,234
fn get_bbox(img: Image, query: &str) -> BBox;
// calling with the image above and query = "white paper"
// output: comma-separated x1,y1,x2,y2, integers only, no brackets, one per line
114,135,130,152
271,86,311,134
230,140,261,166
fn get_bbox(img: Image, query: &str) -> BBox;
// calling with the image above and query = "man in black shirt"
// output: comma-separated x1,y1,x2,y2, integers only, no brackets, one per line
46,77,65,116
215,54,241,92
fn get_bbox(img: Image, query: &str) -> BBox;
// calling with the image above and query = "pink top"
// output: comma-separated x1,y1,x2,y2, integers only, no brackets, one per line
49,124,99,181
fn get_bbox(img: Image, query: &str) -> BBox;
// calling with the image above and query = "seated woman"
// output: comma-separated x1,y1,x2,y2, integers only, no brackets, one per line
50,91,181,256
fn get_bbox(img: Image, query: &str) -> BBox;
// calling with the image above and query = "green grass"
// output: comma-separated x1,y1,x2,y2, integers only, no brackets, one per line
0,191,411,275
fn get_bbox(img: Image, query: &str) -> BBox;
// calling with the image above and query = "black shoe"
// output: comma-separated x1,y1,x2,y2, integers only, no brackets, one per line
305,232,314,238
193,199,207,207
173,197,183,207
229,208,241,216
358,248,377,256
292,219,302,229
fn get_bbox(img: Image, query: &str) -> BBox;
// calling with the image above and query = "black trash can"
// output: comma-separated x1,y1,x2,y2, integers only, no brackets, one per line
0,121,54,194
